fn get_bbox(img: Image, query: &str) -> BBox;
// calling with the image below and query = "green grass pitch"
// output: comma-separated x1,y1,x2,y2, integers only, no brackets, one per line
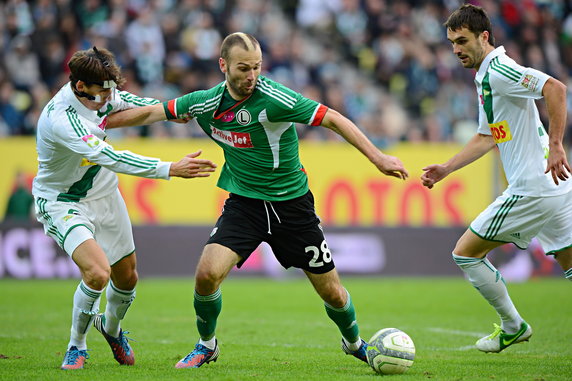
1,276,570,380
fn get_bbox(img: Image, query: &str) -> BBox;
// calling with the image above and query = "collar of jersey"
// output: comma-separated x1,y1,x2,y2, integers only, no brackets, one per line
476,45,506,80
213,87,253,120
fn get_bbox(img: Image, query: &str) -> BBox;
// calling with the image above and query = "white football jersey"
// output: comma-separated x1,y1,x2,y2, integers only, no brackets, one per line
33,83,171,202
475,46,572,196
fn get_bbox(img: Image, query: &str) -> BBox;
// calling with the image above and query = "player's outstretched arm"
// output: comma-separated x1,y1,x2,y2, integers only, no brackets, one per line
107,103,168,129
320,108,409,180
421,133,495,189
169,150,217,179
543,77,571,185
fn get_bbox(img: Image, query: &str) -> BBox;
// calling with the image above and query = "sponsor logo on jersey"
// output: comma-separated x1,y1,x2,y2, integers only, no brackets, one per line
236,109,251,125
488,120,512,144
82,134,100,148
210,126,253,148
222,111,235,122
520,74,539,91
80,158,97,167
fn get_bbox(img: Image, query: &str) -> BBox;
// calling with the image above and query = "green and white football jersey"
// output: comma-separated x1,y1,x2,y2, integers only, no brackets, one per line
33,83,171,202
163,75,328,201
475,46,572,197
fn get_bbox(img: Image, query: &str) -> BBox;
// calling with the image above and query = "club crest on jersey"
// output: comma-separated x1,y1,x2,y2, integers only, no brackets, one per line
236,109,251,125
63,209,80,222
211,126,253,148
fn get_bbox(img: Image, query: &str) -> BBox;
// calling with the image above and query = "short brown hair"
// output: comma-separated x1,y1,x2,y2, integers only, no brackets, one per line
68,47,126,87
444,4,495,46
220,32,260,62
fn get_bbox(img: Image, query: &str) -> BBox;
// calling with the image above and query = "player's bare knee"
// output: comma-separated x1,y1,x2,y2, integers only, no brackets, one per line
114,270,138,290
195,268,221,290
323,285,346,308
83,266,111,290
452,244,487,259
127,270,139,289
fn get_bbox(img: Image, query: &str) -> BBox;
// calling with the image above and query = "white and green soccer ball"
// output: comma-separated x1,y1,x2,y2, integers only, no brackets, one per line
366,328,415,375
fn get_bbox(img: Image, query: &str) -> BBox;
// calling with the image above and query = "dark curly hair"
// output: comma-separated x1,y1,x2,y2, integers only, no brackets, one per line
68,47,126,88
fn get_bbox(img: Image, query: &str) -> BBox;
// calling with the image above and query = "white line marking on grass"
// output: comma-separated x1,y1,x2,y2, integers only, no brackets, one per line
423,345,475,351
456,345,476,351
427,327,486,338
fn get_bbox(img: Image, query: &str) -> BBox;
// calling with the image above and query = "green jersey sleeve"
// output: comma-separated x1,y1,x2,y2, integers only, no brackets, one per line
163,84,225,120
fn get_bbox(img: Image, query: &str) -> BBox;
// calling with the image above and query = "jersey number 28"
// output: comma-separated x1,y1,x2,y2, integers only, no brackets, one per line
306,240,332,267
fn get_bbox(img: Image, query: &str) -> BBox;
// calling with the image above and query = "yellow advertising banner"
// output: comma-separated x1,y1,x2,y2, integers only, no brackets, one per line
0,137,495,226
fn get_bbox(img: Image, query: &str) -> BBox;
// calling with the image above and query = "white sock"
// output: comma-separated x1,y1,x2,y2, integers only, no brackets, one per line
452,253,523,333
199,337,217,350
69,280,102,350
565,268,572,281
104,280,136,337
342,336,363,351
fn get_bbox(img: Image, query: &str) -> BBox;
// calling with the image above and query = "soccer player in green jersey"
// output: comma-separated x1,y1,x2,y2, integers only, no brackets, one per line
34,47,216,370
422,4,572,353
109,32,409,368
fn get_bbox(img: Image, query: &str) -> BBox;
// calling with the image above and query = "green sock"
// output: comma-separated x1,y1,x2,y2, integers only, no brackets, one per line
194,288,222,340
324,289,359,343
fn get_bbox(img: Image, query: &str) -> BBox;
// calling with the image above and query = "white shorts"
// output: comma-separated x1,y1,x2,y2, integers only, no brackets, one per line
470,189,572,255
34,189,135,265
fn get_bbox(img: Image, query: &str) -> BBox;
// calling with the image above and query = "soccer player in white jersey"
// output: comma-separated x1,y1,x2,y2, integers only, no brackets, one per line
33,47,217,369
108,32,409,369
421,4,572,353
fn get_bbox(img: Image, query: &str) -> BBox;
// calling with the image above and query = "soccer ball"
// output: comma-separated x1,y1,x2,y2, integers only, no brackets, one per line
366,328,415,375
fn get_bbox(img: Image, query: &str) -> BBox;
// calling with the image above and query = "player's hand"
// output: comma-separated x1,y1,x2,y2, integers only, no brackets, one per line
376,154,409,180
421,164,449,189
545,143,571,185
169,150,217,178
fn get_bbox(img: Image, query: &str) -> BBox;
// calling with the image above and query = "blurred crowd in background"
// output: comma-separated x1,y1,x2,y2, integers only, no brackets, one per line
1,0,572,146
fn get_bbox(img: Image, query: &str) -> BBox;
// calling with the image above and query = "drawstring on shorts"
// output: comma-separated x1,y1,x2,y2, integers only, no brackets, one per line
263,200,281,234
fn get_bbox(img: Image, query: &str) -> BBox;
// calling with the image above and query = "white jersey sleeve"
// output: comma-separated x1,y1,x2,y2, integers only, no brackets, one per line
52,108,170,179
489,64,549,100
110,89,161,112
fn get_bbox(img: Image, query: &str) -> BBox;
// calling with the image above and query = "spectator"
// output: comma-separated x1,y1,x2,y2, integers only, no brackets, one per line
4,171,34,222
0,0,571,143
5,34,41,91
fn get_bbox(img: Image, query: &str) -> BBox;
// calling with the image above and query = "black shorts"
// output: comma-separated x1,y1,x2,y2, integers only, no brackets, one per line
206,190,335,274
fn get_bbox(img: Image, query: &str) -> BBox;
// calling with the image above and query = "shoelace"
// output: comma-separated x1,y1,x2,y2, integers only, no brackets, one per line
66,349,89,364
486,324,503,339
182,344,211,361
115,331,136,351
